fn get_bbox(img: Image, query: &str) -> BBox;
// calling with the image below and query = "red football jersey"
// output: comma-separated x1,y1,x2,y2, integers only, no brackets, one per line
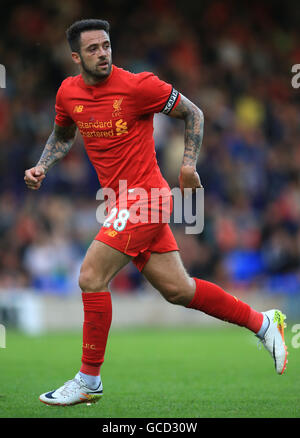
55,65,180,201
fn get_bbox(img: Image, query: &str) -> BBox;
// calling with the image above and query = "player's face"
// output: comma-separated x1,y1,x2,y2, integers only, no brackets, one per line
73,30,112,81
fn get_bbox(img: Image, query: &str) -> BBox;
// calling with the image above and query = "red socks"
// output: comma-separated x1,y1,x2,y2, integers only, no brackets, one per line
80,292,112,376
187,278,263,333
79,280,263,377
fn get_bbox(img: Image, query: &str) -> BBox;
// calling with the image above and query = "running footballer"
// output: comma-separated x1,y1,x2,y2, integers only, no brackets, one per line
24,19,288,406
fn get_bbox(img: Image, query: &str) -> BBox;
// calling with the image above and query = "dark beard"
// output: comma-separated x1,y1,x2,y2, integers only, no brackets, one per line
80,56,112,81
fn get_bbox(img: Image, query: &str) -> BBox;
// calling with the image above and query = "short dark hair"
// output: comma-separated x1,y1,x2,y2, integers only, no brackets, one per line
66,19,110,52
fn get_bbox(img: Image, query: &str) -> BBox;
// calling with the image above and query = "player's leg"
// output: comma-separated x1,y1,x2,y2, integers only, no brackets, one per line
142,250,264,327
78,238,132,292
142,250,288,375
141,250,195,305
78,240,131,378
39,240,131,406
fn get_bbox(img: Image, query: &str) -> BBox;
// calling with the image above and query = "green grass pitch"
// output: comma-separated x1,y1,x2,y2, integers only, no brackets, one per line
0,325,299,418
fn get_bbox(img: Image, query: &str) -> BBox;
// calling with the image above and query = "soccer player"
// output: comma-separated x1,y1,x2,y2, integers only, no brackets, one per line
24,19,288,406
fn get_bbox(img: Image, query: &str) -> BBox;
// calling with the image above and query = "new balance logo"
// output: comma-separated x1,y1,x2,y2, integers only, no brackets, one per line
104,229,118,237
73,105,84,113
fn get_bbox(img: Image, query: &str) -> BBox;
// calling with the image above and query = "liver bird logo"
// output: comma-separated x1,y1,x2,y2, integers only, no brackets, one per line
113,98,123,112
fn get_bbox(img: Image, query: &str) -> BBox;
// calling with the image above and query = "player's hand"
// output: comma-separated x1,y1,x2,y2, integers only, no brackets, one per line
179,165,202,196
24,165,46,190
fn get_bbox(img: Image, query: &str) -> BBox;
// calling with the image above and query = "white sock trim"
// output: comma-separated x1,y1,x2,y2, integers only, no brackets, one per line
256,315,270,339
78,371,101,390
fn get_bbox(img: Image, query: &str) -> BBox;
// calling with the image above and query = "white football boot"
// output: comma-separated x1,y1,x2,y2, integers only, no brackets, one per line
258,309,288,375
39,373,103,406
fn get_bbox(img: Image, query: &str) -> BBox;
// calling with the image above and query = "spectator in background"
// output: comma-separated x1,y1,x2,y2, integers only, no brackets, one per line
1,0,300,295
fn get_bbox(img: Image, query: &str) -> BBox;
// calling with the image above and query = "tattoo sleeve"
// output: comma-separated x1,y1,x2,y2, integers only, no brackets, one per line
168,94,204,167
37,123,77,172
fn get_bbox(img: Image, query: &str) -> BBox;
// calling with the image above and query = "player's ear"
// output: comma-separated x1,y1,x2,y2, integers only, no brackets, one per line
71,52,81,65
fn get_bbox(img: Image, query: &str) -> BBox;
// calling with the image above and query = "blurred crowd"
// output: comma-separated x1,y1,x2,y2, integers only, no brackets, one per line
1,0,300,296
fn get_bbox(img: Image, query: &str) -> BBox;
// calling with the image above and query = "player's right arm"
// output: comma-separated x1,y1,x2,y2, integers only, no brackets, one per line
24,121,77,190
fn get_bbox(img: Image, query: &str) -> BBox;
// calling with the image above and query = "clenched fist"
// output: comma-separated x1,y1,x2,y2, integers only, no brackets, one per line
179,165,202,195
24,165,46,190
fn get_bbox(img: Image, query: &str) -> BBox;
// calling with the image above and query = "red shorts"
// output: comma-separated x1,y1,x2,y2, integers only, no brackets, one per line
95,196,179,271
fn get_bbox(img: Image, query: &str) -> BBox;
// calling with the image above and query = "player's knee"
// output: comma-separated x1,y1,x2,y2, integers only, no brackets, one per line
162,278,195,306
78,267,107,293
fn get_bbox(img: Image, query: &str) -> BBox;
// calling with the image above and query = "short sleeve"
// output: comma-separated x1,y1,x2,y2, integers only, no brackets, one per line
135,72,180,115
55,83,74,127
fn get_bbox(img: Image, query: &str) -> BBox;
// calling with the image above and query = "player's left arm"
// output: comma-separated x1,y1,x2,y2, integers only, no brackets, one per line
168,94,204,193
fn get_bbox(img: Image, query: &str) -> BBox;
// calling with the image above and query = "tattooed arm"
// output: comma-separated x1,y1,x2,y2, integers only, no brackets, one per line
168,94,204,192
37,123,77,172
24,122,77,190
